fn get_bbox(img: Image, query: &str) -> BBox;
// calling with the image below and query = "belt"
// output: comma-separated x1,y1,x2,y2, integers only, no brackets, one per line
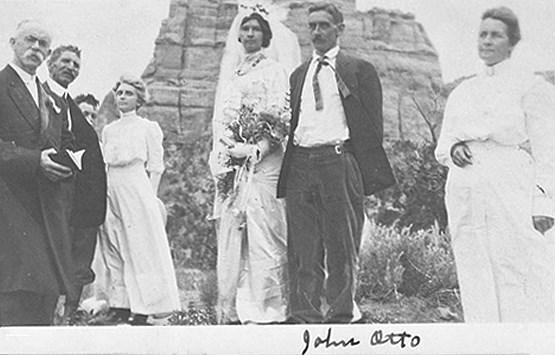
294,140,353,155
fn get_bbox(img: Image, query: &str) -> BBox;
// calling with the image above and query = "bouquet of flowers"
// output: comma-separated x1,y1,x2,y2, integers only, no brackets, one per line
216,101,290,203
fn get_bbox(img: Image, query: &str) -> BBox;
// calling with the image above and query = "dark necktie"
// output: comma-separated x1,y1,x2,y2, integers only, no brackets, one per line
312,56,351,111
60,92,69,108
37,80,49,133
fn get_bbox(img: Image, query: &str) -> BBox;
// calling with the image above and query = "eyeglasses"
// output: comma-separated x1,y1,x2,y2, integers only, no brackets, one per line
23,35,50,49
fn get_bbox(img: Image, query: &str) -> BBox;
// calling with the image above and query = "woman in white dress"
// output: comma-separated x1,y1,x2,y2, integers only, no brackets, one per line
210,10,294,324
94,76,180,325
435,7,555,322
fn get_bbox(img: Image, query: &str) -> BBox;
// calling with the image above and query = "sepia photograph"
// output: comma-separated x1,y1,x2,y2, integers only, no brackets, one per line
0,0,554,353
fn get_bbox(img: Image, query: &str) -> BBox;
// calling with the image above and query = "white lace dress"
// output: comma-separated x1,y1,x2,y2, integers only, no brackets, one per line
435,60,555,322
210,52,290,324
92,110,180,315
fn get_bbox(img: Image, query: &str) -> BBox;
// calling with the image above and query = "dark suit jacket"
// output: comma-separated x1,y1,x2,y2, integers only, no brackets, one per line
0,65,76,299
43,82,107,228
277,51,395,198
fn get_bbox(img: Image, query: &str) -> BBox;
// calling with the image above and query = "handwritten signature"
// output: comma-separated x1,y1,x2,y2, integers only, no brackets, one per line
301,327,421,355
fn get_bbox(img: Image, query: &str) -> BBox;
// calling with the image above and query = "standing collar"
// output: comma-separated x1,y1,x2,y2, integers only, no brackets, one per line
312,46,340,62
9,63,36,85
120,110,138,119
481,58,512,77
46,77,69,98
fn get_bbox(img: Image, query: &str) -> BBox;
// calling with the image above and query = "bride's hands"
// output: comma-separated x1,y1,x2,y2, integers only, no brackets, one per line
227,143,259,160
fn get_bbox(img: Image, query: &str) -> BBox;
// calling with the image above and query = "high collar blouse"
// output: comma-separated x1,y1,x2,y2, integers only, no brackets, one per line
101,110,165,174
435,59,555,216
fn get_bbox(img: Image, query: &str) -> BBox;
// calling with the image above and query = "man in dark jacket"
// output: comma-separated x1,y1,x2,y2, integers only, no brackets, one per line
0,20,76,326
277,2,395,324
44,45,107,318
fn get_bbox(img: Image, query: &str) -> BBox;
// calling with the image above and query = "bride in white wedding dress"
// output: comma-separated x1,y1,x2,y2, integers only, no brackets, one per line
209,1,300,324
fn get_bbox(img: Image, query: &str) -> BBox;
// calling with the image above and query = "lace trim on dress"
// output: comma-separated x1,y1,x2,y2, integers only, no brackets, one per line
235,51,266,77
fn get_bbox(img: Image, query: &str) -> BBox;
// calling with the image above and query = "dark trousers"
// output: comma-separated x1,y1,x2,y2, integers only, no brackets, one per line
285,145,364,323
0,291,58,326
67,226,98,306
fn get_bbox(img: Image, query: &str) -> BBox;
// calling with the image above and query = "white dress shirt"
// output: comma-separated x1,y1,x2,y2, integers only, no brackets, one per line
46,77,72,131
9,63,39,107
294,46,349,146
436,59,555,216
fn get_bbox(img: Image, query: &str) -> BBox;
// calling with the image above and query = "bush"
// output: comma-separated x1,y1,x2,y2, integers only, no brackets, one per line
357,222,458,302
372,140,448,232
160,134,217,270
168,302,217,326
199,270,218,309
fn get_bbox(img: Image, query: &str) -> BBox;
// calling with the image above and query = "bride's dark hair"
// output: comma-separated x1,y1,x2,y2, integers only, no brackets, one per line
239,12,273,48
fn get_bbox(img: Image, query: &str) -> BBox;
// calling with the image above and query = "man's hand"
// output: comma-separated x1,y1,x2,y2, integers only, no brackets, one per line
451,142,473,168
40,148,72,181
533,216,554,235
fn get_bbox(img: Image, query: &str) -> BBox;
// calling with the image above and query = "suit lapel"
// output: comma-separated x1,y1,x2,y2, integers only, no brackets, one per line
335,51,355,99
6,67,41,131
292,61,310,113
290,60,310,132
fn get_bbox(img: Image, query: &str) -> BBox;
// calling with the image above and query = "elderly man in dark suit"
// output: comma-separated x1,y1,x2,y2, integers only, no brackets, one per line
277,2,395,324
44,45,107,319
0,20,76,326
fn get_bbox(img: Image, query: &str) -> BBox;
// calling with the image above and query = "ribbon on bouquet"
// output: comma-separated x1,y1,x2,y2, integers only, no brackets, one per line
230,154,257,227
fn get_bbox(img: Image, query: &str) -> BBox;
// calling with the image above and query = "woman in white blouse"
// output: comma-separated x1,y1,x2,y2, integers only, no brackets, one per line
93,76,180,325
435,7,555,323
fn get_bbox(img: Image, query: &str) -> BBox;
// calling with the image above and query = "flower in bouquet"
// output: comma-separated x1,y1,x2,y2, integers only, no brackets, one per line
216,101,290,202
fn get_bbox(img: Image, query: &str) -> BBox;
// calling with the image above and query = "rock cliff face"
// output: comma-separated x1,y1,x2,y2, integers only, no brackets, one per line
98,0,443,142
280,1,442,141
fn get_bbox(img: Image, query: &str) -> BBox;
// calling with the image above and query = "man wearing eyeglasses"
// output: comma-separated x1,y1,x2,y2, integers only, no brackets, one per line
0,20,78,326
44,45,107,322
278,2,395,324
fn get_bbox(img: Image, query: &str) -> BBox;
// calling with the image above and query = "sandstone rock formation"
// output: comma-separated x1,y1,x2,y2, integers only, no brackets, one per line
98,0,443,143
280,1,443,141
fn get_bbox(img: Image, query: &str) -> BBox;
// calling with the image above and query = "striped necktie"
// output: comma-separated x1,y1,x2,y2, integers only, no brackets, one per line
312,56,351,111
37,81,49,133
312,56,327,111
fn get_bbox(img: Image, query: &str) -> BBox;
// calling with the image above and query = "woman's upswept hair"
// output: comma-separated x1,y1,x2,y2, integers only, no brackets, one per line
239,12,273,48
112,75,148,108
482,6,521,46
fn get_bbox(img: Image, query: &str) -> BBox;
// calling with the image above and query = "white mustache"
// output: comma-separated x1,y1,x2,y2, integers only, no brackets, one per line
29,51,45,62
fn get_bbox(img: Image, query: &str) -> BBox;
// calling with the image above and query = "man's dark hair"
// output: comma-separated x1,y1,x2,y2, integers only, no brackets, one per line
482,6,521,46
47,45,81,65
240,12,273,48
308,2,344,25
74,93,99,109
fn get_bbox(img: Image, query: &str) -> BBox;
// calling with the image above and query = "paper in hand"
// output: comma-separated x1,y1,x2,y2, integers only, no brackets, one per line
66,149,85,171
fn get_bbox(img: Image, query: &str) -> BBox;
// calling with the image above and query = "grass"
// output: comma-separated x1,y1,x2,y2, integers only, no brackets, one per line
70,222,462,326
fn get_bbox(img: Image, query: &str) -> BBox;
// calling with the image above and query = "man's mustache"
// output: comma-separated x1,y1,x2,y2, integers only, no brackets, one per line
60,68,77,77
28,51,45,62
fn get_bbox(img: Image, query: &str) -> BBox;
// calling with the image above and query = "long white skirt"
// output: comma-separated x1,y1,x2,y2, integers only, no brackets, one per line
445,141,554,322
92,163,181,315
216,150,288,324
